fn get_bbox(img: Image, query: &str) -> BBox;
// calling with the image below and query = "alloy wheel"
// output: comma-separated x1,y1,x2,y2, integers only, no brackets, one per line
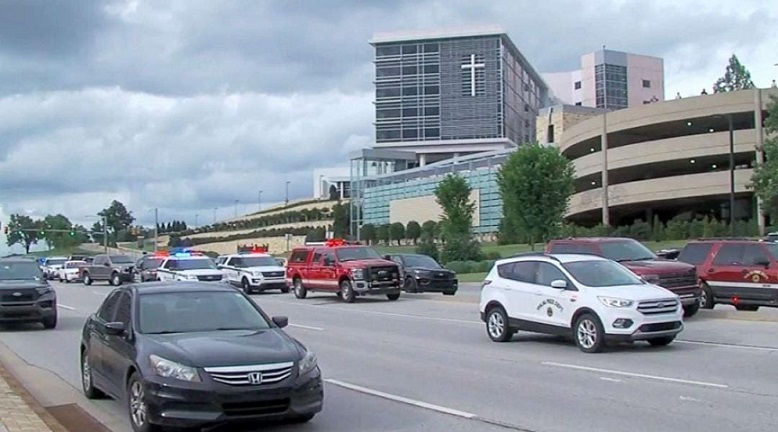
129,381,147,428
487,311,505,339
577,319,597,349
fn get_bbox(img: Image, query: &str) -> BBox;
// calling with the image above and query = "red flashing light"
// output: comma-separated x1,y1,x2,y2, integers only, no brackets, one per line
325,238,347,247
732,296,739,305
251,246,268,253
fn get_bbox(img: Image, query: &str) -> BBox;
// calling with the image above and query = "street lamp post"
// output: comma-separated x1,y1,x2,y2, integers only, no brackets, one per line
285,181,291,206
213,207,217,224
234,200,239,219
258,190,263,212
714,114,736,236
195,214,199,229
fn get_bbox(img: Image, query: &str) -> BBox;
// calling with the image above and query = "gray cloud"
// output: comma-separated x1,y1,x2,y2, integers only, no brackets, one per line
0,0,775,237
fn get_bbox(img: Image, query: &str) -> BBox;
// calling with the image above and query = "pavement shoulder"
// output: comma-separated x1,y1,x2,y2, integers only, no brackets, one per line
0,361,64,432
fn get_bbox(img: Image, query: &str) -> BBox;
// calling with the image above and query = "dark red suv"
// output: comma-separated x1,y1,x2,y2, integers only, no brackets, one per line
546,237,701,317
677,239,778,311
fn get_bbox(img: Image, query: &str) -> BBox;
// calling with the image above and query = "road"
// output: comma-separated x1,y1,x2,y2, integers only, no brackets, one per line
1,282,778,432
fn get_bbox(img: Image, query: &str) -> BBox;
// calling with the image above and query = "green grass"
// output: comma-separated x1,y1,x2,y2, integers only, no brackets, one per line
375,240,689,257
458,272,488,283
24,245,96,258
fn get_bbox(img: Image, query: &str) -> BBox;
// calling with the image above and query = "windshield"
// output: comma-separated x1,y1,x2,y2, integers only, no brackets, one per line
45,258,67,266
766,243,778,258
138,291,271,334
236,256,279,267
109,255,134,264
335,247,381,262
562,260,644,287
65,261,86,268
175,258,217,270
0,261,44,280
599,240,657,262
403,254,441,268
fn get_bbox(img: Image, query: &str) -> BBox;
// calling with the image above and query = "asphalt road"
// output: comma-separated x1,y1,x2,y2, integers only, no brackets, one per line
1,281,778,432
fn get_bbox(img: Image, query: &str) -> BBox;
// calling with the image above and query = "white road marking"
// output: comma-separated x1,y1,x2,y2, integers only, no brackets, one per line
676,340,778,352
92,290,106,296
288,324,323,331
542,362,729,389
325,379,477,419
260,298,481,326
600,377,622,383
57,304,76,311
680,396,703,402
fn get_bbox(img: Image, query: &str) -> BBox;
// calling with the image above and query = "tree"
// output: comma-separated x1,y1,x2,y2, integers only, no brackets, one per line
713,54,755,93
421,220,438,241
751,95,778,221
332,203,350,238
406,221,421,245
5,214,40,254
42,214,77,250
360,224,377,245
497,142,575,250
376,224,390,245
328,185,339,200
389,222,405,245
433,175,481,262
98,200,135,237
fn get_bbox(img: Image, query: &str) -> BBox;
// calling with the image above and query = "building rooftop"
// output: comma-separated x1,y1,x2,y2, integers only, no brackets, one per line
369,25,506,44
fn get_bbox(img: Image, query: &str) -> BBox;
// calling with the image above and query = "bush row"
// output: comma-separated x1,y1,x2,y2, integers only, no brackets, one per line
179,226,322,246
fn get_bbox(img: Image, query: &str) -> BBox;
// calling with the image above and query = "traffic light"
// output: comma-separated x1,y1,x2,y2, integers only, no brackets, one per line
40,229,45,236
69,230,75,236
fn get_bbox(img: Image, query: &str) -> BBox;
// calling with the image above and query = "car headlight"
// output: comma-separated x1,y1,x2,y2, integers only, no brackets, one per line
36,286,53,295
599,297,634,308
183,274,198,280
298,350,317,375
149,355,200,382
252,271,263,277
351,269,364,280
642,274,660,283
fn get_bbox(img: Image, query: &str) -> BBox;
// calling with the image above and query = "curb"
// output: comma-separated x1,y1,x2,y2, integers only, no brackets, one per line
0,362,68,432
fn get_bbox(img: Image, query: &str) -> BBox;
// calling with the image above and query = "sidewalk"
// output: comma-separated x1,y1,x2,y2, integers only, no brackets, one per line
0,363,59,432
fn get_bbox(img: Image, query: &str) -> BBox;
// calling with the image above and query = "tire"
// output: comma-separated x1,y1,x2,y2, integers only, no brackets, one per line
443,290,456,296
293,278,307,299
111,272,122,286
83,273,93,285
386,293,400,301
241,278,252,294
700,283,714,309
41,311,57,329
339,280,355,303
281,284,290,294
485,306,512,342
573,313,606,353
404,277,418,293
683,302,700,318
64,278,70,284
127,372,162,432
80,348,105,399
647,336,676,346
735,305,759,311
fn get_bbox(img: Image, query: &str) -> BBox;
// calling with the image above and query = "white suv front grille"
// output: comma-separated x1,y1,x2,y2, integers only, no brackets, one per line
637,299,679,315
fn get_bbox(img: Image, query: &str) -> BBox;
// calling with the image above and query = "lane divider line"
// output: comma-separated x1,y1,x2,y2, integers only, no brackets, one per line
57,304,76,311
324,379,477,419
676,339,778,352
288,324,323,331
541,361,729,389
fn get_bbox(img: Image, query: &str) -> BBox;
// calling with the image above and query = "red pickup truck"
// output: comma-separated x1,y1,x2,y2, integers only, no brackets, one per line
285,239,402,303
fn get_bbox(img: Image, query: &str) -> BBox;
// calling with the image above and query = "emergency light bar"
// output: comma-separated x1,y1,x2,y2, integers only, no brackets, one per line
324,238,347,247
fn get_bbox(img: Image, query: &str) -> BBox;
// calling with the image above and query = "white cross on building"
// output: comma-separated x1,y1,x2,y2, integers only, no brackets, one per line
461,54,485,96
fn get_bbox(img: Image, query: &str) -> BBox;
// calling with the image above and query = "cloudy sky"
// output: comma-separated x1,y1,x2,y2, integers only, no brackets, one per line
1,0,775,253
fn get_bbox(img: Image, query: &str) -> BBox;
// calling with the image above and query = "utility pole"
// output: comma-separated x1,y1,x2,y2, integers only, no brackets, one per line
195,214,199,228
285,181,291,206
258,190,263,212
102,215,108,253
153,208,159,252
234,200,239,219
213,207,217,224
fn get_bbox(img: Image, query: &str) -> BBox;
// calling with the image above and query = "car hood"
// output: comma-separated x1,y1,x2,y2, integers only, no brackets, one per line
243,266,286,273
144,329,300,368
618,259,694,274
408,266,455,275
179,269,222,276
588,283,678,301
0,280,48,290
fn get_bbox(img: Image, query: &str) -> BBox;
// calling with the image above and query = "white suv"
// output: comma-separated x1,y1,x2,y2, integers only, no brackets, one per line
479,252,684,353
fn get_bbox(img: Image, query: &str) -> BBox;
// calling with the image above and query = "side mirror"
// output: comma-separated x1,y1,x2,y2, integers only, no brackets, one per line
272,316,289,328
756,259,771,267
383,255,391,260
550,279,568,289
105,322,126,336
104,262,111,267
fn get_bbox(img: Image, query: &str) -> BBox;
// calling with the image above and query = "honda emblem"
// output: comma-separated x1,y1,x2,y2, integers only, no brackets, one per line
247,372,263,385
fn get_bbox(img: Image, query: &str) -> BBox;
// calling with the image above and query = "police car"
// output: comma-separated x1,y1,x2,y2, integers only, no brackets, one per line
155,250,224,282
217,246,289,294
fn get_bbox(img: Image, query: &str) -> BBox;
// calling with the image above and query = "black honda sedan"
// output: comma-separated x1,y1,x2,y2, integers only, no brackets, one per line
79,282,322,431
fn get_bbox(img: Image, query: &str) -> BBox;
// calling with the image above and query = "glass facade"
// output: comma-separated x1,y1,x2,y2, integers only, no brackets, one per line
373,34,545,145
360,150,511,234
595,63,628,109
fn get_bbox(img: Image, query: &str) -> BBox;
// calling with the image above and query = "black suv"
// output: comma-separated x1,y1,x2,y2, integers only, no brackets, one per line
0,258,57,329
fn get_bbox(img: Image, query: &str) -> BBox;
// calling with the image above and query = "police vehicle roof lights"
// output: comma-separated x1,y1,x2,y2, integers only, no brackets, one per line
238,245,269,254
